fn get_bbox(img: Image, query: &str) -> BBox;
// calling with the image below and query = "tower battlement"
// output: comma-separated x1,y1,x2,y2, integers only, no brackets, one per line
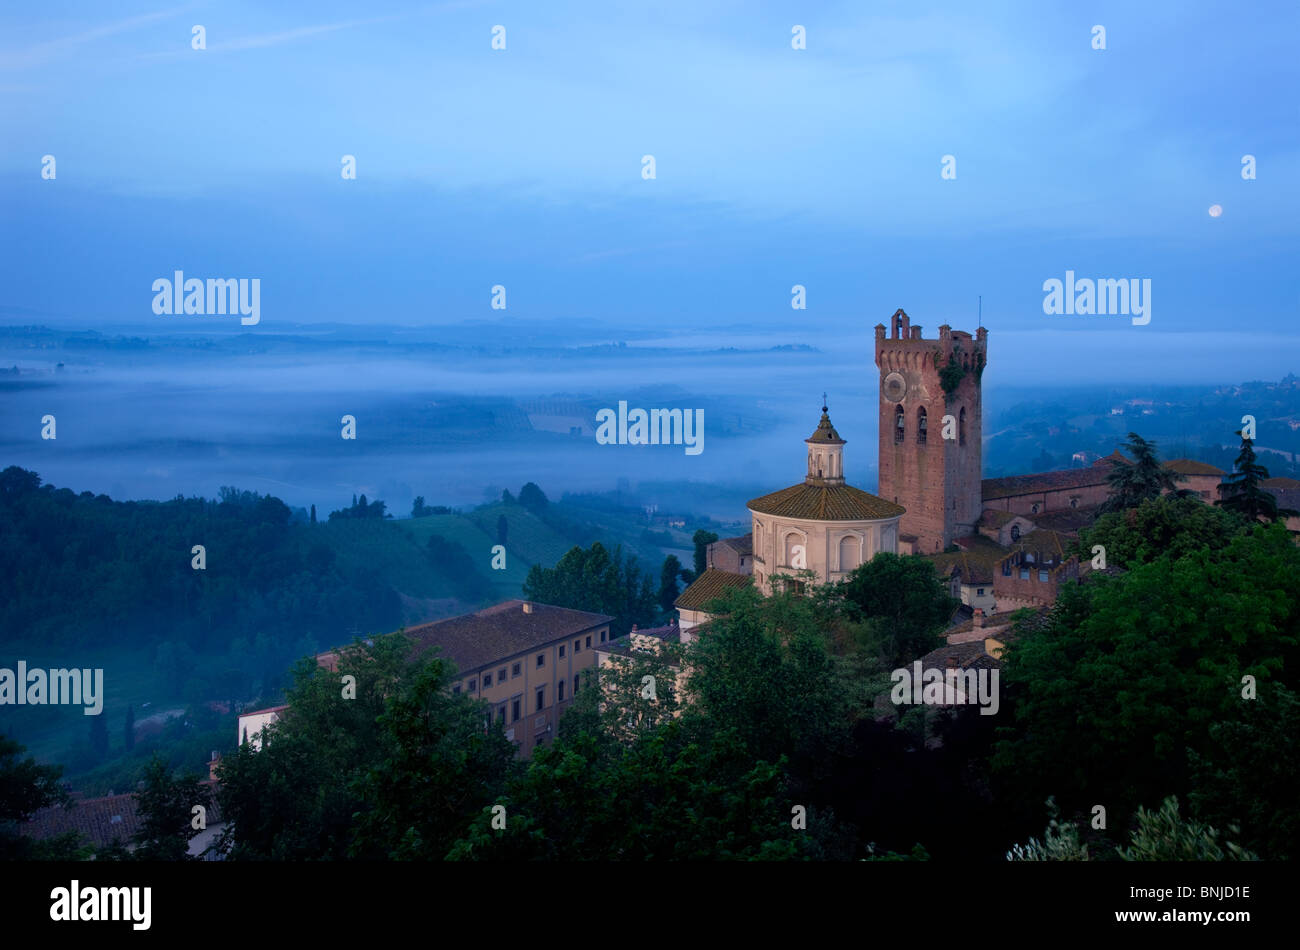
874,309,986,552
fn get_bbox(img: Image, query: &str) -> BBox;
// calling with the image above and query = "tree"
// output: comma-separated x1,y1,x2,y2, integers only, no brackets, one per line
658,554,683,614
348,658,514,859
685,585,870,773
132,754,213,861
1189,683,1300,860
496,515,508,546
518,482,548,512
1098,433,1186,513
501,489,515,504
427,534,492,601
1217,430,1297,523
90,714,109,760
691,529,718,578
329,494,391,521
521,542,657,636
1120,797,1257,861
0,736,84,860
561,632,685,747
1078,494,1244,569
1006,796,1258,862
216,636,416,860
124,705,135,752
216,635,510,861
992,522,1300,825
1006,798,1090,861
412,496,427,518
826,553,956,665
310,503,317,524
451,721,802,861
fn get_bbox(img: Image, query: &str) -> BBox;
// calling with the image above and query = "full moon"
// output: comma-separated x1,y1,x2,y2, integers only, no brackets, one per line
1208,204,1223,217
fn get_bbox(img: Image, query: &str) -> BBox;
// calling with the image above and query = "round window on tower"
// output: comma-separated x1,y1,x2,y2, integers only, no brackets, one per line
882,372,906,403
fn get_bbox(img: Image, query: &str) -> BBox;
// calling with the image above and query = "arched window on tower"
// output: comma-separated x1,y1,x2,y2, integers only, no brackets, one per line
917,407,928,445
959,407,967,446
1010,524,1021,542
894,405,905,443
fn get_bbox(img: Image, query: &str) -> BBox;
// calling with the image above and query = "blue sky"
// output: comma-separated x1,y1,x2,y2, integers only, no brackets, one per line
1,1,1297,381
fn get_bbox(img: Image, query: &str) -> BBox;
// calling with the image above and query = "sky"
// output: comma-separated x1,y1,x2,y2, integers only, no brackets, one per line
1,1,1298,383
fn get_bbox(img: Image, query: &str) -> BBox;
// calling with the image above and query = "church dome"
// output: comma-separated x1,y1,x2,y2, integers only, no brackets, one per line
806,408,845,444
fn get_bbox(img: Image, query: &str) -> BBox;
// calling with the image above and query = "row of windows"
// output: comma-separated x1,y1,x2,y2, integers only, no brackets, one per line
1002,561,1051,582
491,675,584,724
455,630,609,694
893,406,966,445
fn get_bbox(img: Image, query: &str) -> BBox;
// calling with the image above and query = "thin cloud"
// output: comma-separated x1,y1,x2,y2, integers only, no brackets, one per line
128,12,408,62
209,16,400,53
0,5,193,70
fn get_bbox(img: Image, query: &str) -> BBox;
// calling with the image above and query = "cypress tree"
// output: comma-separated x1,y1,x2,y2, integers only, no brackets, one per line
90,714,108,759
1216,430,1297,523
1099,433,1186,513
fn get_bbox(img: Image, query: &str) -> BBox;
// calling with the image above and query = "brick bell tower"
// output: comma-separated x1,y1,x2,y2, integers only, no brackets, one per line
875,309,986,553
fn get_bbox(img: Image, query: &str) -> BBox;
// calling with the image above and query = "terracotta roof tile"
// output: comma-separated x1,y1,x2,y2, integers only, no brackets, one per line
927,536,1009,585
980,509,1018,528
1263,477,1300,489
1029,504,1102,535
917,639,1003,672
597,622,682,659
982,466,1112,500
717,533,753,556
674,569,752,610
402,600,613,674
1165,458,1225,476
25,793,140,850
747,483,905,521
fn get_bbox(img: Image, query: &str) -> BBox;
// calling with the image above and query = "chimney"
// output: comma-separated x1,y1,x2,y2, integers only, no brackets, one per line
631,624,638,632
945,656,959,669
973,608,985,629
522,602,533,614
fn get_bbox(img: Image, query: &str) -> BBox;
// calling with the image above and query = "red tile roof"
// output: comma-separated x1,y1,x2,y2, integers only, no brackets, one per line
747,482,905,520
1165,458,1225,476
25,793,140,850
402,600,613,674
674,569,752,610
982,466,1112,500
717,533,753,556
1263,477,1300,489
